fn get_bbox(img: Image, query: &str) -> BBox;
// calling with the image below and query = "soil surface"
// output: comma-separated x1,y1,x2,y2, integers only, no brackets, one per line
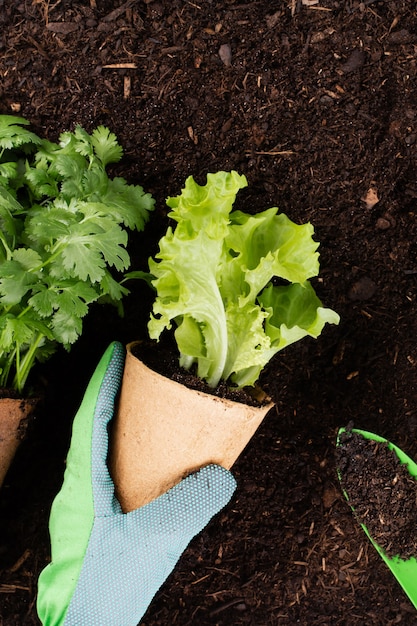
1,1,417,624
337,428,417,559
132,339,266,406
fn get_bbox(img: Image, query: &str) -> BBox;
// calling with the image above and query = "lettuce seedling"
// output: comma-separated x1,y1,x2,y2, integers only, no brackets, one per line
147,171,339,389
0,116,154,393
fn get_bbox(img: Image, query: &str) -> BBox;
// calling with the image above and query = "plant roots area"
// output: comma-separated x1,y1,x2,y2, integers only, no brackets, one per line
1,1,417,624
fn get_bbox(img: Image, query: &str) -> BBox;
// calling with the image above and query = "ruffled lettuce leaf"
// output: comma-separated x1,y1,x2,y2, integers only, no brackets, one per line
148,171,339,388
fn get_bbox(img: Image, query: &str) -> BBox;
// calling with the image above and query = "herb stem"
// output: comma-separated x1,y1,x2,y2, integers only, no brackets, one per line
31,245,64,273
0,232,13,260
13,331,45,393
0,347,16,389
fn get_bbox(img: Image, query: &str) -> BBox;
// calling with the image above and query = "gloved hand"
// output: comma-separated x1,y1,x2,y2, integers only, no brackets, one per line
37,341,236,625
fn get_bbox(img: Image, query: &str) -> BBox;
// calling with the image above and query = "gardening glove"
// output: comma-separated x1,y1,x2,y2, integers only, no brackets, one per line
37,341,236,626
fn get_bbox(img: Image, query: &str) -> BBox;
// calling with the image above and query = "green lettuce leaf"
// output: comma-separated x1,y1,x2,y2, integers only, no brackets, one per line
148,171,339,389
149,224,229,388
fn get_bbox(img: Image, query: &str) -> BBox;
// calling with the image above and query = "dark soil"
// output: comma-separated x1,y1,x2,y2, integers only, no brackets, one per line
336,428,417,559
1,1,417,624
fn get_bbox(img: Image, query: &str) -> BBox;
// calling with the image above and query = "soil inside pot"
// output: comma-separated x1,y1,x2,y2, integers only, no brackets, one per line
0,389,21,400
132,338,266,407
336,428,417,560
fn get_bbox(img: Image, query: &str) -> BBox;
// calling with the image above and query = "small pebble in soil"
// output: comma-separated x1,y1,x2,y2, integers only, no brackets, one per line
376,217,391,230
347,276,377,301
336,429,417,559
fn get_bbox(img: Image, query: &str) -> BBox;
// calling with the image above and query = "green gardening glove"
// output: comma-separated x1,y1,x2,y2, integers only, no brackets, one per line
37,341,236,625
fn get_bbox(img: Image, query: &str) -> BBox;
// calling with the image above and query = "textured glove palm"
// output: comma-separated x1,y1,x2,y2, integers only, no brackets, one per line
37,342,236,625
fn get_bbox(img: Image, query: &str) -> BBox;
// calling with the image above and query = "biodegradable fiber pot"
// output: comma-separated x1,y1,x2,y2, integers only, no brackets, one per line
110,342,274,512
0,397,38,488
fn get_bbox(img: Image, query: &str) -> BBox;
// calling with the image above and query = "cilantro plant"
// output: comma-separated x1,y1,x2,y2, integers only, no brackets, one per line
147,171,339,389
0,116,154,394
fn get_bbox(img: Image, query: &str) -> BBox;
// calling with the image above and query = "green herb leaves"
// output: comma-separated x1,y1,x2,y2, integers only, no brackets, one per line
148,171,339,389
0,116,154,393
0,116,42,153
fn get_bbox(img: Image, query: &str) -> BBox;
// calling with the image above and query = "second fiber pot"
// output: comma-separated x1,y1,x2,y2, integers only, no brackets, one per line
0,396,38,488
109,342,274,512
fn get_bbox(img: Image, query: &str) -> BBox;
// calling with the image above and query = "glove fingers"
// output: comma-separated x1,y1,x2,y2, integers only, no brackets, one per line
131,464,236,536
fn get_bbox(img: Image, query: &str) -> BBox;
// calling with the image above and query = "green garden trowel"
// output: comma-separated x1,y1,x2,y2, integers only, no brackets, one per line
336,427,417,610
